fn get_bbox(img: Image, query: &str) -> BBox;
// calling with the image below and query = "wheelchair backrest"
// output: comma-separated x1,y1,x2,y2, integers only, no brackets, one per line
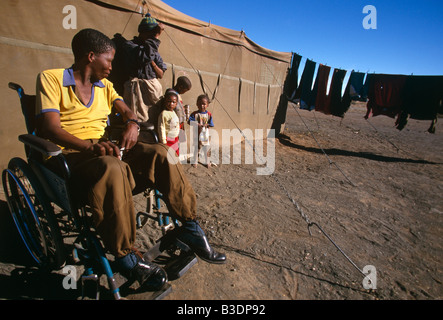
9,82,77,214
8,82,36,135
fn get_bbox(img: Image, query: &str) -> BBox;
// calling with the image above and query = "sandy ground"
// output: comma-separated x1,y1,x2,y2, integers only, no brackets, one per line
0,101,442,300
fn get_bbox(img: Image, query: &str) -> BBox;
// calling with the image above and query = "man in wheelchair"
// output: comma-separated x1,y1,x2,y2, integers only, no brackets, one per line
35,28,226,292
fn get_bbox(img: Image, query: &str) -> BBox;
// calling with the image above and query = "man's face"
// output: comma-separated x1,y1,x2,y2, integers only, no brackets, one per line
90,49,115,80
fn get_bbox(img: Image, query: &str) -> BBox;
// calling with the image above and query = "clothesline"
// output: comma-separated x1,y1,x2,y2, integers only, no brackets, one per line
284,53,443,133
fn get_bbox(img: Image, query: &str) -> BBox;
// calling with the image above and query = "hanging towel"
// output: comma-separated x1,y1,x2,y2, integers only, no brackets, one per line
314,64,331,114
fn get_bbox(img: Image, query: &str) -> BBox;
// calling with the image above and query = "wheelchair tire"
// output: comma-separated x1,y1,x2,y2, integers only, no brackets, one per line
2,157,66,269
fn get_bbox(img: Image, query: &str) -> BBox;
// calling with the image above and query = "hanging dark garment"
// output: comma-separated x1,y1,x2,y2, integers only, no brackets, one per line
284,53,302,99
329,68,348,117
365,74,408,119
396,75,443,133
295,59,317,110
402,76,443,119
348,71,366,100
314,64,331,114
359,73,371,101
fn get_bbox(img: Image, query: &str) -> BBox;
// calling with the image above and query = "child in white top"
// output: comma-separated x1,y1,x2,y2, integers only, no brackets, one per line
158,90,180,155
188,94,214,167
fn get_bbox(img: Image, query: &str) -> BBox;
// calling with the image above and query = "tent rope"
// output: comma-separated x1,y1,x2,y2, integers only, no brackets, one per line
365,118,435,163
289,101,356,187
257,57,368,278
140,5,368,283
365,118,401,152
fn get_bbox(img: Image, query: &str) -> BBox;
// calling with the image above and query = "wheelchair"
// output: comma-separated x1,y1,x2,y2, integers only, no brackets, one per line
2,82,197,300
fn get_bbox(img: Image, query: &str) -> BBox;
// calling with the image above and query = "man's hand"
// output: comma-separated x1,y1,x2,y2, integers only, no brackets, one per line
88,140,122,159
119,121,139,152
113,99,140,153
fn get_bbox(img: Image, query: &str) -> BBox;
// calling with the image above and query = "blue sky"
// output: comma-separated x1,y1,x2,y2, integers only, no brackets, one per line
162,0,443,76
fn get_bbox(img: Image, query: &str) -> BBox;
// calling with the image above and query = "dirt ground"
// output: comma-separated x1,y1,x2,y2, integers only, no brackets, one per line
0,101,442,300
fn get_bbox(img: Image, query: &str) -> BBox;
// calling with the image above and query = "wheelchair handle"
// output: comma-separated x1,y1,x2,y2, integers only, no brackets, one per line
8,82,24,98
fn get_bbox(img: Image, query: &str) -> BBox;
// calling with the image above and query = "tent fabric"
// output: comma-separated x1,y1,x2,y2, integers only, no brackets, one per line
103,0,292,62
0,0,291,169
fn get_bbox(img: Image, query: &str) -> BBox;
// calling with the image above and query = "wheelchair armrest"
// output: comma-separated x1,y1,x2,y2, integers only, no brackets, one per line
19,134,62,157
140,121,154,131
106,122,159,144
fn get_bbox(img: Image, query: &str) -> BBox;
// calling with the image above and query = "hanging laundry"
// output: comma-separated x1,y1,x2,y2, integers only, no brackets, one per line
359,73,371,101
314,64,331,114
340,74,352,116
365,74,408,120
294,59,317,110
329,68,348,117
284,53,302,99
396,75,443,133
348,71,367,101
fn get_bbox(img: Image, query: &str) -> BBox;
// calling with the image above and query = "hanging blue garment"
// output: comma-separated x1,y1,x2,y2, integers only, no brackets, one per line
284,53,302,99
348,71,366,101
295,59,317,110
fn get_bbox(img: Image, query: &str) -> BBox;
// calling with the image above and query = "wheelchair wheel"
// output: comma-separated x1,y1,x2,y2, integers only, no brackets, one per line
2,157,66,269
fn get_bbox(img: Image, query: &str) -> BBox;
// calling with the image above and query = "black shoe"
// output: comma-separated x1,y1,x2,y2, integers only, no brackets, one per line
130,260,168,291
177,220,227,264
118,251,168,291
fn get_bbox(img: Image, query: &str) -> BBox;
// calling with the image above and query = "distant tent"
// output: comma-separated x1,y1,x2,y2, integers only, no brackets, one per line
0,0,291,169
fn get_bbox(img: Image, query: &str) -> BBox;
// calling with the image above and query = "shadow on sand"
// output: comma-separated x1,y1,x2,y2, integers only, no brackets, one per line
278,134,439,165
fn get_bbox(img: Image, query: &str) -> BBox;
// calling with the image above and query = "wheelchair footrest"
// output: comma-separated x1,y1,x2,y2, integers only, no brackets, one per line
112,273,173,300
142,229,197,280
164,252,198,280
143,228,191,261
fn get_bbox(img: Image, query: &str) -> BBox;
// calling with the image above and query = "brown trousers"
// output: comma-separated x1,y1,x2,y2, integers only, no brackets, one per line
64,142,197,258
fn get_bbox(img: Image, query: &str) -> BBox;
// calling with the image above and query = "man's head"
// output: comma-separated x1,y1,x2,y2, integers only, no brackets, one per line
71,29,116,80
71,28,115,62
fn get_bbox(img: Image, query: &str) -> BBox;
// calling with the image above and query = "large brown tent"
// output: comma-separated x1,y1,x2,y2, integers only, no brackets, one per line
0,0,291,169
